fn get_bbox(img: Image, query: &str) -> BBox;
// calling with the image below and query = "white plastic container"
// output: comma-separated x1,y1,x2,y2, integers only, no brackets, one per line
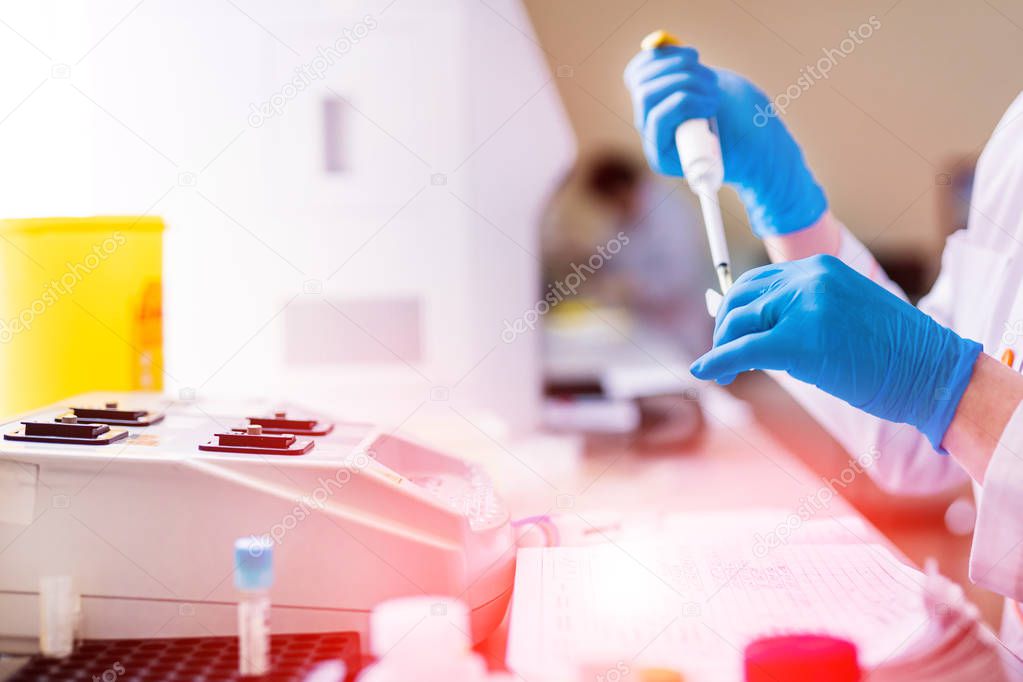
38,575,76,658
359,597,488,682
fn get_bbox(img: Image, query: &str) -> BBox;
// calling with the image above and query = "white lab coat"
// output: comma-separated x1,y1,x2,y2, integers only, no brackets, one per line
772,91,1023,663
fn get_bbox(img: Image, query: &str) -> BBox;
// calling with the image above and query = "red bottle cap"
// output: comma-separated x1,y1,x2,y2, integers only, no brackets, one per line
744,635,860,682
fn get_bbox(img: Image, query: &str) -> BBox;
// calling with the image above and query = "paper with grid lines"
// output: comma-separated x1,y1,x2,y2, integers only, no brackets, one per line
508,541,935,681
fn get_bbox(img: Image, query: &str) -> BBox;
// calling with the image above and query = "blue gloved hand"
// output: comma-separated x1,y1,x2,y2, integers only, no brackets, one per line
690,255,982,450
624,46,828,237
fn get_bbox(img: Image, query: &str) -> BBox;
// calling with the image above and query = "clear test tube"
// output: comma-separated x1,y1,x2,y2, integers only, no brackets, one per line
39,575,76,658
234,537,274,676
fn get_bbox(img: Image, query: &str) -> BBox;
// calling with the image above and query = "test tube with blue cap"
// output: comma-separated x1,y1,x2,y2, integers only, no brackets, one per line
234,536,273,676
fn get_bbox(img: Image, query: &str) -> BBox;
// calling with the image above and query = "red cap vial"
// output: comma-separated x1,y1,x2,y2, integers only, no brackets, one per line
744,635,860,682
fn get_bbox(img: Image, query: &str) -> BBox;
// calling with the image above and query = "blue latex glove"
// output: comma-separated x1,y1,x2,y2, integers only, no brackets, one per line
624,46,828,237
690,255,982,450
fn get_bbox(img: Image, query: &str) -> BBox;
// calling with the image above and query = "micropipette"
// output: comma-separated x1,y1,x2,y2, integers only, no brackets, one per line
641,30,733,295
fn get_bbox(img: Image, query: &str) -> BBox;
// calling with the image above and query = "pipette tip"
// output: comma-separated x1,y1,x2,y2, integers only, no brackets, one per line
716,264,733,294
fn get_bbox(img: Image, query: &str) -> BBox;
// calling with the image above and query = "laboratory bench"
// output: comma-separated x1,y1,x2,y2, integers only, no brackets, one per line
0,382,1000,680
464,379,953,672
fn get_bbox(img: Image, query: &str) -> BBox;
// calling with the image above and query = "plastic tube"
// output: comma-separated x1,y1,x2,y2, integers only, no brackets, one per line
234,537,274,676
38,575,76,658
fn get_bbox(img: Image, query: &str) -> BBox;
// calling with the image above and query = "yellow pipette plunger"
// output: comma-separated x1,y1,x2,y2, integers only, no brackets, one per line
641,31,733,297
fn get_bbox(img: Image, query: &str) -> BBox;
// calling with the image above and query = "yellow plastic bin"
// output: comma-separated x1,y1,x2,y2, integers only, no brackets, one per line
0,216,164,416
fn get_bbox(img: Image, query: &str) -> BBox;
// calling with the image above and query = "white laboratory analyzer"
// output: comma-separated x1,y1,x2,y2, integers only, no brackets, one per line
0,392,516,653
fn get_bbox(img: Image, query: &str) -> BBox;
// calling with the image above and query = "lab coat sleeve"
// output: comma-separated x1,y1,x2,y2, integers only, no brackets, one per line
765,225,971,495
970,402,1023,601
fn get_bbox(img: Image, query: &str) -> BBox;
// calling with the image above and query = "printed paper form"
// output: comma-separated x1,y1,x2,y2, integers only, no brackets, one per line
507,541,932,681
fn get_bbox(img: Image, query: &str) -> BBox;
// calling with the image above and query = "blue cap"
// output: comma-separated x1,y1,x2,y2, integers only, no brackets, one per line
234,536,273,590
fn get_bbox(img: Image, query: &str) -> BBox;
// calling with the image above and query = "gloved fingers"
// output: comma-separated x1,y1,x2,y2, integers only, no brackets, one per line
690,330,784,382
630,70,718,130
624,45,701,87
628,56,715,96
711,268,784,322
715,373,739,386
732,263,785,288
713,299,772,347
641,119,682,175
644,90,717,175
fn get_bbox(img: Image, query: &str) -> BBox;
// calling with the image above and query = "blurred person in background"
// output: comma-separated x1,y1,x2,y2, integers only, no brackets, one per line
539,151,719,451
540,149,715,359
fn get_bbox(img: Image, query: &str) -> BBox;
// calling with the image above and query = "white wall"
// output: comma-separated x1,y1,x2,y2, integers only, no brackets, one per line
0,0,575,431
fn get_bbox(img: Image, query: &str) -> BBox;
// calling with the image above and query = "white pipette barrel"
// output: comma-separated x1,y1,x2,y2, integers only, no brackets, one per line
674,108,732,295
693,182,733,293
643,31,733,294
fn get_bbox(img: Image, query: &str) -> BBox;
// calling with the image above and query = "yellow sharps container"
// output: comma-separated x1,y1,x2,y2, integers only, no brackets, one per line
0,216,164,416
